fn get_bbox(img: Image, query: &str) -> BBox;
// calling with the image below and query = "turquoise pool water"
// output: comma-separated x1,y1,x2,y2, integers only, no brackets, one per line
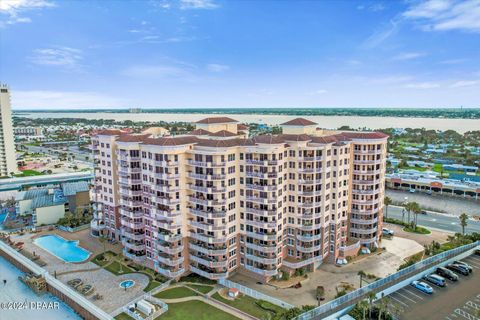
119,280,135,288
33,235,91,263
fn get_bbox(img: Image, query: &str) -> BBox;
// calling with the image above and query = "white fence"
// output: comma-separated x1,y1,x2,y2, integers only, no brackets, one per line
219,278,295,309
296,240,480,320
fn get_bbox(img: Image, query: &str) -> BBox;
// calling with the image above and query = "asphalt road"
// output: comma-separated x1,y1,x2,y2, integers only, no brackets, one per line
385,206,480,234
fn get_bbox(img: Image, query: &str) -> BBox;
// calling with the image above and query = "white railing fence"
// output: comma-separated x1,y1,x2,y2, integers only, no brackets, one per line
219,278,295,309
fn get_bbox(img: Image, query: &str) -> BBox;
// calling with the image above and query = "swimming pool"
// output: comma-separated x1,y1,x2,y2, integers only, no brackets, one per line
33,235,91,263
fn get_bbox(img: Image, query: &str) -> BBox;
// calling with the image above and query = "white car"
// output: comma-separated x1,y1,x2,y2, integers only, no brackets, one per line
382,228,394,236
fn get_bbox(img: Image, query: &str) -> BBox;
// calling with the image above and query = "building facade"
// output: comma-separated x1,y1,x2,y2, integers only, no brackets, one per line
91,117,388,282
0,85,17,176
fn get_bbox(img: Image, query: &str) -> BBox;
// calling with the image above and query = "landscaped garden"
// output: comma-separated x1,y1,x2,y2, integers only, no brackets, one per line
155,300,240,320
154,286,200,299
212,291,285,319
91,250,166,292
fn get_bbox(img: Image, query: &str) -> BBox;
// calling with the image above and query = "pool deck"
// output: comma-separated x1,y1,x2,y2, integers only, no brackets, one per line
9,229,148,314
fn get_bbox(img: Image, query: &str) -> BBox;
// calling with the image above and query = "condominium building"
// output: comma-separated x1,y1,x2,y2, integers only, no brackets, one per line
0,84,17,176
91,117,388,282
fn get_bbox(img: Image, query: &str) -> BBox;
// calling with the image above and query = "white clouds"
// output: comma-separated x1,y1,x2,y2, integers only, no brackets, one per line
450,80,479,88
0,0,54,26
180,0,218,10
362,18,400,48
403,0,480,33
392,52,427,60
29,46,83,69
404,82,441,89
206,63,229,72
12,90,127,109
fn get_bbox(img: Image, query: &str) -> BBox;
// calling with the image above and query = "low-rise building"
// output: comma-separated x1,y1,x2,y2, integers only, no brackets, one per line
15,181,90,226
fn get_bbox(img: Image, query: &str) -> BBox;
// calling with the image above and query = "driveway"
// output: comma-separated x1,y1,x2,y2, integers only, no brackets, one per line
230,237,424,306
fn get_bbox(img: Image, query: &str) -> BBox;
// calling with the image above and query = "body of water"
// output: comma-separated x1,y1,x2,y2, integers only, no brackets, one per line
34,235,91,263
16,112,480,133
0,256,81,320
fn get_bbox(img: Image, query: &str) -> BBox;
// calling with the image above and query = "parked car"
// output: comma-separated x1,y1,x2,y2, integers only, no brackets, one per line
409,188,416,193
411,280,433,294
435,267,458,281
423,274,446,287
421,210,427,215
446,264,470,276
382,228,394,236
475,249,480,256
453,261,473,273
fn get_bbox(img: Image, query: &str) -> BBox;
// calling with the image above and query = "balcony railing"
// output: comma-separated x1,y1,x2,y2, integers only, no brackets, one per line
282,255,322,269
189,208,226,219
188,196,226,206
244,264,278,277
189,232,227,244
189,254,228,268
188,220,226,231
246,231,277,241
189,265,228,280
245,207,278,216
245,253,277,265
157,255,185,267
245,242,277,253
187,160,226,167
189,243,227,256
245,184,278,192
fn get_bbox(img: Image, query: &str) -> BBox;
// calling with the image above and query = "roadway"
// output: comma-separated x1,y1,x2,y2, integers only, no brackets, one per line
385,206,480,234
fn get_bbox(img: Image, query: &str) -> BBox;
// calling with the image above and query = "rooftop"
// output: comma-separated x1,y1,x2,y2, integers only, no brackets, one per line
196,117,238,124
281,118,318,126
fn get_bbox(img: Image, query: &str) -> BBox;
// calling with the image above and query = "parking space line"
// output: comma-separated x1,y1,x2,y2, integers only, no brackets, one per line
446,316,453,320
467,256,480,263
454,308,479,320
395,290,417,303
464,260,480,269
401,287,425,300
388,294,409,308
466,301,480,310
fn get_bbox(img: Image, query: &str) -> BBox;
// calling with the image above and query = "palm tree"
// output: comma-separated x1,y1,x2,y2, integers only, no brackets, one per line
404,202,420,226
459,213,469,235
367,292,376,319
358,270,366,288
384,196,392,220
412,204,422,228
358,300,369,320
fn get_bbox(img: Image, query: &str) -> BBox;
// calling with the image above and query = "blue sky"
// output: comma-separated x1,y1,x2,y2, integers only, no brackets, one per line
1,0,479,109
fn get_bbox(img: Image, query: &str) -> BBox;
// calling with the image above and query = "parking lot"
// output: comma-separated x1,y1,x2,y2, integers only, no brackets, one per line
384,254,480,320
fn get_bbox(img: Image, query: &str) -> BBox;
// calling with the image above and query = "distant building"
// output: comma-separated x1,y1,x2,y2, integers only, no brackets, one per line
15,181,90,226
443,164,478,174
14,127,44,141
129,108,142,113
0,84,17,176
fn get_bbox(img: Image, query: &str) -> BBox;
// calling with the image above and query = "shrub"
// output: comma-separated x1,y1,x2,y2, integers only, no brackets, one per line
255,300,279,314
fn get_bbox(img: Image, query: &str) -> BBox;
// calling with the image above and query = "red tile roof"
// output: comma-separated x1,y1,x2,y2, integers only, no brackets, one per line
117,134,151,142
281,118,317,126
209,130,238,137
96,129,124,136
196,117,238,124
340,132,389,139
237,124,249,130
190,129,211,135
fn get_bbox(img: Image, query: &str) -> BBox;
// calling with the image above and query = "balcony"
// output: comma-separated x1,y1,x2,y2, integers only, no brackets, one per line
350,217,378,224
119,176,142,185
245,207,278,217
157,243,184,255
246,171,278,179
189,242,227,256
121,229,145,241
188,172,226,180
153,196,180,206
189,184,226,193
352,199,377,206
350,227,378,235
154,160,179,167
245,253,277,265
189,254,228,268
298,156,322,161
120,220,144,229
247,219,277,229
119,166,142,174
153,208,180,219
120,199,143,208
352,178,382,185
353,169,382,175
298,179,322,185
123,249,146,263
120,188,143,197
122,239,145,251
297,190,321,196
296,244,322,253
188,196,226,206
245,184,278,192
189,208,226,219
157,255,185,267
351,207,380,215
187,160,226,167
354,149,381,155
246,231,277,241
245,242,277,253
188,220,226,232
90,219,105,231
296,233,322,242
244,264,278,277
154,263,185,278
154,185,179,193
189,231,227,244
352,188,380,195
154,172,180,180
157,231,183,242
189,265,228,280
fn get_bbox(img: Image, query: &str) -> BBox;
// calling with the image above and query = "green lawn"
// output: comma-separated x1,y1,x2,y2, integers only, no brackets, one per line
104,261,135,275
14,169,44,177
155,300,239,320
186,284,214,294
114,312,134,320
91,251,117,267
154,286,199,299
212,292,284,319
403,226,431,234
144,280,162,292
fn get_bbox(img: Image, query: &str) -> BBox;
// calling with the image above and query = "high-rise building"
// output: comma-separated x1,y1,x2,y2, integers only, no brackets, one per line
0,84,17,176
91,117,388,282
